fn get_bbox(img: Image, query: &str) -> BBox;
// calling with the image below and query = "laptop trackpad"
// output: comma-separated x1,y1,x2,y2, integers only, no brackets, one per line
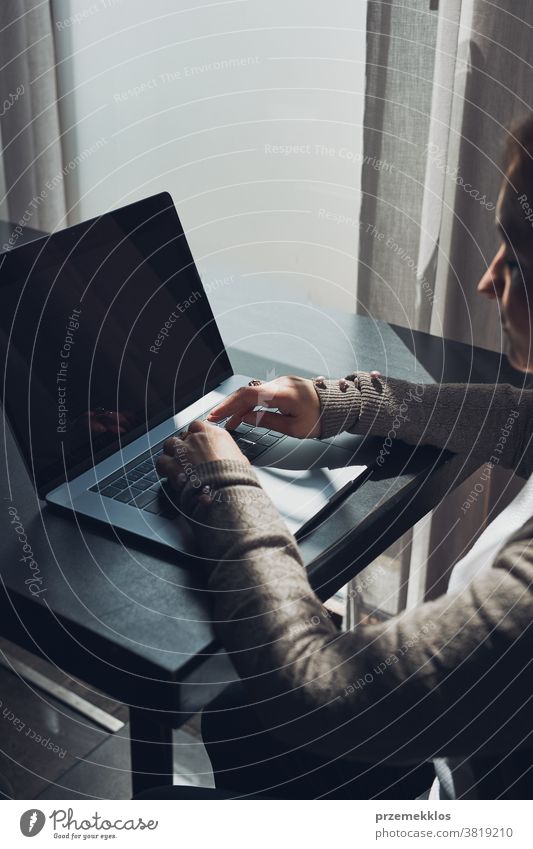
255,436,356,470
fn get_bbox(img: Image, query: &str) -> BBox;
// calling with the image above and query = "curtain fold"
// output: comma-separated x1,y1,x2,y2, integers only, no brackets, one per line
354,0,533,613
0,0,66,239
357,0,438,327
423,1,533,347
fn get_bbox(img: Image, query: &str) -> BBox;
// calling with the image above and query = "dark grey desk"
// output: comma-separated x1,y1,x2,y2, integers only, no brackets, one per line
0,236,524,795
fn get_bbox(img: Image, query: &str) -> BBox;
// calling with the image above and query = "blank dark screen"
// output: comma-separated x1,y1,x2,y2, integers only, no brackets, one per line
0,193,231,493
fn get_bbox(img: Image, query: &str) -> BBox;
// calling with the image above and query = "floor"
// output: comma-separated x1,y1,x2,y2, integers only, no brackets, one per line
0,638,214,799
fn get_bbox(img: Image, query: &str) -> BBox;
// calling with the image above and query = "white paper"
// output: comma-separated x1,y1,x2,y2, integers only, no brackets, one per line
254,464,368,535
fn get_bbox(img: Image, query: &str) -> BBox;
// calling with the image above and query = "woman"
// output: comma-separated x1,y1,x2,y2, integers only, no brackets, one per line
154,116,533,800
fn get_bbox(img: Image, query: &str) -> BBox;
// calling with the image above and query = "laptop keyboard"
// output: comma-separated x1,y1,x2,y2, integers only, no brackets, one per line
88,407,286,517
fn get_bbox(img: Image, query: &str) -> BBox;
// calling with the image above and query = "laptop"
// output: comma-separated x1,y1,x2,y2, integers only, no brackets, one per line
0,193,367,551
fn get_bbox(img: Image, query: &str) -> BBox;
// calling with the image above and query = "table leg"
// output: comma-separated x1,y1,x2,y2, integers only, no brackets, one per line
129,707,174,796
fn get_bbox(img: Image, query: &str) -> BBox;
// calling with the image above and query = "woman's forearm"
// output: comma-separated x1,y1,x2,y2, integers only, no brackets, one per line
185,461,533,765
316,373,533,478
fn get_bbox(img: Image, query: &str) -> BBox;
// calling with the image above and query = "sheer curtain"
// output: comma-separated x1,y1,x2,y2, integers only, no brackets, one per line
351,0,533,618
0,0,66,236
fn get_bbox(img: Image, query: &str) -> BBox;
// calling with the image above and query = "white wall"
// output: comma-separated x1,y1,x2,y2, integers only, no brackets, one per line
52,0,366,310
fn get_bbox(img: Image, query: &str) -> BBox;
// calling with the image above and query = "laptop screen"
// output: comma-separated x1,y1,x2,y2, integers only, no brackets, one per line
0,193,232,495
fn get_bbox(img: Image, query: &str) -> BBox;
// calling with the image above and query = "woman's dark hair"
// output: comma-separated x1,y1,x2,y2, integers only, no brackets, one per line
505,114,533,189
499,115,533,238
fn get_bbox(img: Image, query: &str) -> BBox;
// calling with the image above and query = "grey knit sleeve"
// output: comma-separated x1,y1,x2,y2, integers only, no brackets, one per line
314,378,361,439
178,457,305,568
314,373,533,478
178,454,533,765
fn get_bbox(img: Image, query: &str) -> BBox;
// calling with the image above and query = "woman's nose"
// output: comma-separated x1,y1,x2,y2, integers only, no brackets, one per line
477,246,507,300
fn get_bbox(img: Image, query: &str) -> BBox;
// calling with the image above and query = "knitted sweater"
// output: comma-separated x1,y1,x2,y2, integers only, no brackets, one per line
179,374,533,780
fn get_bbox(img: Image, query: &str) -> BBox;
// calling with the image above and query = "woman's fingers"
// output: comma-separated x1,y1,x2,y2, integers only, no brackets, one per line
225,411,250,431
155,452,178,479
239,410,295,434
207,384,276,421
187,419,205,433
162,436,180,456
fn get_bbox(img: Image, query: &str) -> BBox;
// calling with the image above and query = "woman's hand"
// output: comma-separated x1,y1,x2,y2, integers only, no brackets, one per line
207,375,321,438
155,419,248,491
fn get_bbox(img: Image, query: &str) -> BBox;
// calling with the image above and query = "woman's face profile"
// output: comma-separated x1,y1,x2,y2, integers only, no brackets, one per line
477,163,533,372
